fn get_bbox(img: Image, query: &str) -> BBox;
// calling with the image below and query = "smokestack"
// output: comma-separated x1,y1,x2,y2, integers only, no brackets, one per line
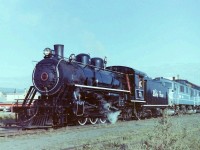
54,44,64,59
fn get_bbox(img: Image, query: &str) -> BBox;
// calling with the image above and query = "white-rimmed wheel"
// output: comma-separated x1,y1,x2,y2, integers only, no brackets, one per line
77,118,88,125
89,118,98,125
99,118,107,124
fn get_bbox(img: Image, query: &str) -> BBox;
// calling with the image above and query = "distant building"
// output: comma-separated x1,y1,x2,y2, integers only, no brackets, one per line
0,92,7,103
6,93,26,102
0,88,40,103
0,97,6,103
0,91,5,97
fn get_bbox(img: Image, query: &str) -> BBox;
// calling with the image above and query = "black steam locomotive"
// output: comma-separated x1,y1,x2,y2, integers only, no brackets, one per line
13,44,196,128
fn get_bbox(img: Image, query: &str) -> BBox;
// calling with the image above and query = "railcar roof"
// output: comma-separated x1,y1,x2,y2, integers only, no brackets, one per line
154,77,200,90
154,77,173,82
175,79,200,90
106,66,146,76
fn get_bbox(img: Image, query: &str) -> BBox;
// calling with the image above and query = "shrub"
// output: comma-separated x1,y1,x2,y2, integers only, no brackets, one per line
142,115,200,150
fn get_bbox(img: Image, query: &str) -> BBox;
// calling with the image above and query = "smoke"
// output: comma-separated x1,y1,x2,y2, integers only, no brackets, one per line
107,111,121,124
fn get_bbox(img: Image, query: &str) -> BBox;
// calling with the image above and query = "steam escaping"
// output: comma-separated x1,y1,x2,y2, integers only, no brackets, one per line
103,103,111,110
100,100,121,124
107,111,121,124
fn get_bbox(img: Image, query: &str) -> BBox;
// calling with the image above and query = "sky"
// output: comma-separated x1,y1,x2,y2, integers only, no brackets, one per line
0,0,200,88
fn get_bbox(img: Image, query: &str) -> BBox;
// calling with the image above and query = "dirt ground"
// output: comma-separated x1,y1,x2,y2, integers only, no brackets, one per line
0,114,200,150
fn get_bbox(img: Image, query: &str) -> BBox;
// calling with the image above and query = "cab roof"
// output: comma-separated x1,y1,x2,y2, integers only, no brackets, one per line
106,66,146,76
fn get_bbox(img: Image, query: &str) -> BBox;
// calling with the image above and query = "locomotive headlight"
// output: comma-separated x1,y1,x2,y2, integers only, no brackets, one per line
43,48,52,56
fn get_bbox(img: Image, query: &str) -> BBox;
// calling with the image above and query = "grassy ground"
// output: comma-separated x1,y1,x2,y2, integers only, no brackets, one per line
1,113,200,150
77,115,200,150
140,116,200,150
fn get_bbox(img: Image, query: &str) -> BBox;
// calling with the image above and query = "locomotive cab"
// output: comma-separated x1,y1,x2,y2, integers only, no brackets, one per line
106,66,146,102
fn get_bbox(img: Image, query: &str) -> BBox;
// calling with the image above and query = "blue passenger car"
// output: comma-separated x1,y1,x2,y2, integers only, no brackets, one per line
154,77,200,111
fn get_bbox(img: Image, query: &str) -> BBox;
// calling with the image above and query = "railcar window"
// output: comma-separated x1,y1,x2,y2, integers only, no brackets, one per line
191,89,194,97
180,85,184,93
164,82,172,88
174,83,177,91
186,87,188,94
195,90,197,96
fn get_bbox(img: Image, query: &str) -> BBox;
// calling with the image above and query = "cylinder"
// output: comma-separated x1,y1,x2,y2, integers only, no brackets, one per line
54,44,64,59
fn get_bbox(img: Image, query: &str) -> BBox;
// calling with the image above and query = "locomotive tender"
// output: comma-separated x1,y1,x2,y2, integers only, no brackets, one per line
13,44,200,127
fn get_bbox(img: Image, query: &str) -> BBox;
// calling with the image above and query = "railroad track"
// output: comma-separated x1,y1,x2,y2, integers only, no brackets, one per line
0,122,108,138
0,117,124,138
0,127,22,137
0,126,50,137
0,116,167,138
0,113,195,138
